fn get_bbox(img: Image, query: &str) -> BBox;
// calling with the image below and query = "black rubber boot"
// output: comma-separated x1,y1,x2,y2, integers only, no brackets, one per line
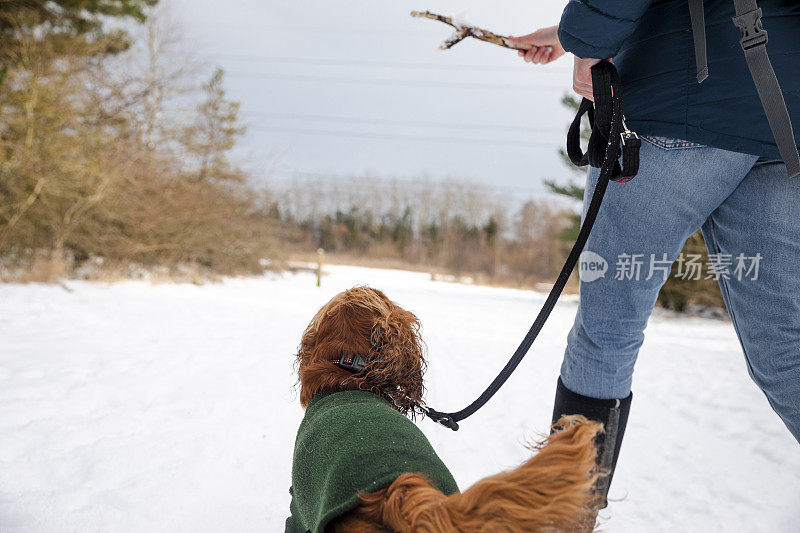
551,377,632,509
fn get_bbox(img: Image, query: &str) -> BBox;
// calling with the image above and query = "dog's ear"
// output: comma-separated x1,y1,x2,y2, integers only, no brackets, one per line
367,307,426,413
297,289,375,406
298,361,354,407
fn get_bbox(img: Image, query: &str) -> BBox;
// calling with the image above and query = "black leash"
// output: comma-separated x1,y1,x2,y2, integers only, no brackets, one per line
419,61,641,430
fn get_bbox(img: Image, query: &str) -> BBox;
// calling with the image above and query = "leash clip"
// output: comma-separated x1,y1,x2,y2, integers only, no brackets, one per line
416,401,460,431
620,116,639,146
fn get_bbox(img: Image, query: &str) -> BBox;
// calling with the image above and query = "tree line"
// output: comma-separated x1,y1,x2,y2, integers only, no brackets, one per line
273,176,587,287
272,174,724,311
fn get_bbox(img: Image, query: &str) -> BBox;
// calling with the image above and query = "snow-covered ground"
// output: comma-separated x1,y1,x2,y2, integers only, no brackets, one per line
0,265,797,532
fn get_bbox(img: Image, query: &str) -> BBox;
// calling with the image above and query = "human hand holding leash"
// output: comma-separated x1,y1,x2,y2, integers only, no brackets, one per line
573,57,609,101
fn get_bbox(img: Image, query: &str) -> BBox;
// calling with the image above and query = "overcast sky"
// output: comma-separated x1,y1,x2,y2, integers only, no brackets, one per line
168,0,576,201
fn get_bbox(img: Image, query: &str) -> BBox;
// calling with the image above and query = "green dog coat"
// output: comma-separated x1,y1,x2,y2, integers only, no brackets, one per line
285,390,459,533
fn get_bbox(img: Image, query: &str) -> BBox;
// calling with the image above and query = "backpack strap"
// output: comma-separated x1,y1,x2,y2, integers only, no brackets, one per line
731,0,800,177
688,0,709,82
688,0,799,177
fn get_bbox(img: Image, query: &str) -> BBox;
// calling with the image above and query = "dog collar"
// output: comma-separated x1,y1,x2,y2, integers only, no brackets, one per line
330,354,368,373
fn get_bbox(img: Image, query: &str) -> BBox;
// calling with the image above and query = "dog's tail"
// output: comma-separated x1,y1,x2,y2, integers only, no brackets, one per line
358,415,602,533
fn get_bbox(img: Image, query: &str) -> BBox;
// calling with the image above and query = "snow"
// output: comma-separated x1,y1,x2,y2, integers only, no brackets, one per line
450,11,473,29
0,265,798,532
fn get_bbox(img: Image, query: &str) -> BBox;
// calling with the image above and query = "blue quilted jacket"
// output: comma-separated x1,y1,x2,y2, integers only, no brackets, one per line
558,0,800,159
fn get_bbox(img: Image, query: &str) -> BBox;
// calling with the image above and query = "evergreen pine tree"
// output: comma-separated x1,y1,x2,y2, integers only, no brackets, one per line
183,67,246,183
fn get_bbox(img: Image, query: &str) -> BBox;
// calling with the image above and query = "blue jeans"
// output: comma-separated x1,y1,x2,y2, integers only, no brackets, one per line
561,135,800,442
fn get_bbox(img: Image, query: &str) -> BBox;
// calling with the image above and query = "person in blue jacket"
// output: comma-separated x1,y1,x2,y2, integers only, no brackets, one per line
509,0,800,511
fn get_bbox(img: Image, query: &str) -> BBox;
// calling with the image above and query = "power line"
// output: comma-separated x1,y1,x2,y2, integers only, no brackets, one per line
194,23,433,37
208,53,571,75
242,110,564,134
248,124,558,148
226,70,565,92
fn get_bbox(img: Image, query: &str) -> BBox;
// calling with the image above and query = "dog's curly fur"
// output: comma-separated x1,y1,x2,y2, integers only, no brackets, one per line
297,286,426,415
297,287,602,532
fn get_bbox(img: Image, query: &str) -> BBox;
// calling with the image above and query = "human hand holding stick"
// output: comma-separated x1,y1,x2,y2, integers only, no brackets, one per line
411,11,602,100
410,11,564,63
508,25,607,102
508,26,565,65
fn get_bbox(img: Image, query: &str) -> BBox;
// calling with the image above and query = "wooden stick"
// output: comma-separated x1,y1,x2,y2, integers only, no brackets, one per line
410,10,534,52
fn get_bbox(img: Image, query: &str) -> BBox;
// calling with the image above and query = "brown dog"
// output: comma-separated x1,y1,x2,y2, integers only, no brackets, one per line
288,287,602,532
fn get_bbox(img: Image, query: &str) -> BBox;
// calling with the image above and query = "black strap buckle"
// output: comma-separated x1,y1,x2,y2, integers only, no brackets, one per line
733,8,768,50
333,354,367,373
